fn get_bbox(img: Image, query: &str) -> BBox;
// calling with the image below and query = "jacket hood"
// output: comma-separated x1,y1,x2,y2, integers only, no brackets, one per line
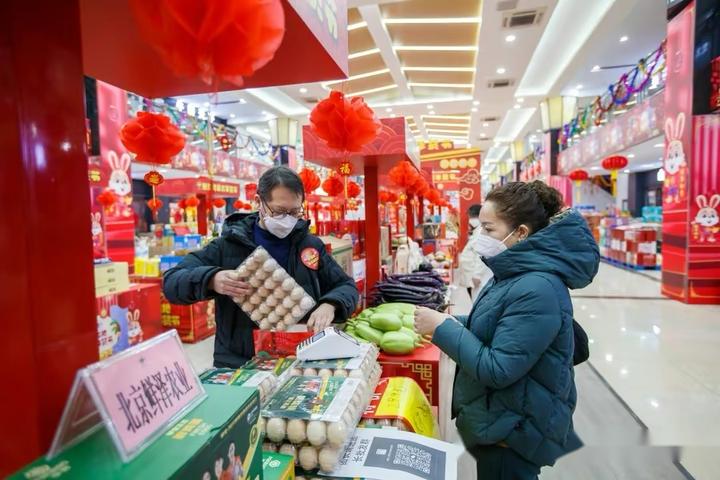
485,209,599,289
222,212,310,246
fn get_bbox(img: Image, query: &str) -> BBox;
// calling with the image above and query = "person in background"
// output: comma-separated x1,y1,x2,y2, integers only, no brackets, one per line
415,181,599,480
164,166,359,368
458,203,491,299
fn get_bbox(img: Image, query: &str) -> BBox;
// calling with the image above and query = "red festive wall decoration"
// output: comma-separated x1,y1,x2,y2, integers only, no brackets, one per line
120,112,185,165
309,91,382,153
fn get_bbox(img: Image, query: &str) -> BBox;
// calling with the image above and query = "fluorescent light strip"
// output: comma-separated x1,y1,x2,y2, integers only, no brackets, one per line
408,82,473,89
403,66,476,73
422,115,470,120
426,128,469,134
424,122,470,127
348,48,380,59
384,17,481,24
368,96,472,109
347,84,397,96
394,45,478,52
348,21,367,31
323,68,390,86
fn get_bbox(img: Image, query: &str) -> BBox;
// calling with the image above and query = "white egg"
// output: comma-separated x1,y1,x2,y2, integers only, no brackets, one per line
279,443,297,462
393,419,408,431
348,369,363,379
282,297,296,309
249,277,262,288
243,257,257,269
326,422,347,448
275,322,287,331
274,289,286,299
272,269,288,282
259,319,271,330
318,447,338,472
333,369,347,378
255,269,269,280
291,368,303,376
257,286,270,297
241,301,253,312
300,296,315,311
298,446,318,471
258,304,271,315
267,312,280,324
376,418,392,427
317,368,332,379
286,419,307,444
254,249,269,262
306,420,327,446
237,265,249,277
263,258,279,272
290,286,305,301
250,311,262,322
282,278,296,291
249,294,262,305
275,306,288,316
266,417,287,443
262,441,277,452
265,295,278,307
283,314,298,326
303,368,318,376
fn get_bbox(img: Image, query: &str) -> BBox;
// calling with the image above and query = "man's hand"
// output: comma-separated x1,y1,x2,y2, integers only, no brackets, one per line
307,303,336,333
210,270,251,298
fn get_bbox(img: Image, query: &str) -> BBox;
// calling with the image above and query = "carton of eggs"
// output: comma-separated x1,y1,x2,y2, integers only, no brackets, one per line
231,247,317,331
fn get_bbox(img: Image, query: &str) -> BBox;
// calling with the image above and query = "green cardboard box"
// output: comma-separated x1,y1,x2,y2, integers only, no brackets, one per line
12,384,262,480
262,452,294,480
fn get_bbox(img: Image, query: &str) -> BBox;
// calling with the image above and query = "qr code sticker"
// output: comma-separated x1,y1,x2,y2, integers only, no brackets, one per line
393,443,432,474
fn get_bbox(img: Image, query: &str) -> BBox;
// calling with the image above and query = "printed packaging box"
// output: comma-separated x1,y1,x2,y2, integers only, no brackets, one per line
261,452,294,480
94,262,130,297
378,344,441,407
11,384,262,480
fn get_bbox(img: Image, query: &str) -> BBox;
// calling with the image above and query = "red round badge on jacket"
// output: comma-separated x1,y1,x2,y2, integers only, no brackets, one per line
301,248,320,270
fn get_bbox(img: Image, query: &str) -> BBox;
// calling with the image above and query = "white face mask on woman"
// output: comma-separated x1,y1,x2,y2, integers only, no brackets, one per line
471,229,517,258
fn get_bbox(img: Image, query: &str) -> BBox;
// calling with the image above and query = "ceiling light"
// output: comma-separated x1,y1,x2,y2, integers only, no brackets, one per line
505,34,516,43
408,82,474,89
349,84,397,96
480,132,487,137
394,45,478,52
424,122,469,127
473,100,480,106
536,129,543,133
347,21,367,31
471,107,478,112
391,113,397,118
261,111,269,116
429,110,436,115
203,102,210,107
230,113,236,118
623,169,631,173
299,87,308,94
386,107,393,112
496,67,507,75
576,84,583,90
620,35,629,43
654,143,664,148
426,128,469,134
483,122,489,127
348,48,380,59
384,17,481,24
403,66,475,73
513,104,521,109
517,98,525,103
592,65,601,72
627,153,635,158
239,98,247,104
590,166,601,171
323,68,391,86
427,104,434,109
421,115,470,120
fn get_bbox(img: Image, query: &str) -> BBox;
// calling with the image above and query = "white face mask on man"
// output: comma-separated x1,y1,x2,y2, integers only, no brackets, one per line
471,229,517,258
260,203,299,239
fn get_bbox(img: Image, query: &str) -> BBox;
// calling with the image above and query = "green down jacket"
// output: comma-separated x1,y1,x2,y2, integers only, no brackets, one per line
432,209,599,467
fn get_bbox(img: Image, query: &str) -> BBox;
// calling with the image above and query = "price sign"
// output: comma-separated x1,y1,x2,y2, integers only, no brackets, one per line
49,330,206,462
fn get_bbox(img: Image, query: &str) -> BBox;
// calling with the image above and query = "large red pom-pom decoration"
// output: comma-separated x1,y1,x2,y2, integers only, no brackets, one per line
97,189,117,211
186,195,200,208
129,0,286,86
147,198,164,211
233,199,244,210
120,112,185,165
389,160,420,190
347,181,362,198
298,168,321,196
212,198,226,208
322,174,345,197
310,91,382,153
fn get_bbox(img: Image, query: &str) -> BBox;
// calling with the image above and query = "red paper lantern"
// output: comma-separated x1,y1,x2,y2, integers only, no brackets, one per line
178,198,187,209
387,191,399,203
245,183,258,200
129,0,285,86
601,155,628,171
212,198,226,208
96,189,117,210
146,198,163,211
233,199,244,210
347,181,362,198
568,169,589,182
120,112,185,165
309,91,382,152
379,191,391,203
322,174,344,197
186,195,200,208
298,168,321,196
388,160,419,189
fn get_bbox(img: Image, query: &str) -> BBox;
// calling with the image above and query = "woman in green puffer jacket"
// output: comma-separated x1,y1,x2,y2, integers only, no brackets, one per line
415,181,599,480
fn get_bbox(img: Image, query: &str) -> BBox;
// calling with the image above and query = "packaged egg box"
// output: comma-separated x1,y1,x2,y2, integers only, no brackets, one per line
233,246,316,331
290,342,379,380
200,367,279,405
244,354,299,386
260,366,383,474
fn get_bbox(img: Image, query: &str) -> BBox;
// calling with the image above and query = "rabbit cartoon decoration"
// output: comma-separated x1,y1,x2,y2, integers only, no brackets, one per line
107,151,133,197
664,113,688,204
90,212,105,258
693,194,720,243
127,309,144,346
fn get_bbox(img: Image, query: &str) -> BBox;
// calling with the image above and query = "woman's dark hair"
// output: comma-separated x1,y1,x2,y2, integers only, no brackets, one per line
467,203,482,217
257,166,305,202
485,181,563,233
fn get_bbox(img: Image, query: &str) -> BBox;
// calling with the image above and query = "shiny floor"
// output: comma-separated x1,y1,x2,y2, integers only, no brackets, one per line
184,262,720,479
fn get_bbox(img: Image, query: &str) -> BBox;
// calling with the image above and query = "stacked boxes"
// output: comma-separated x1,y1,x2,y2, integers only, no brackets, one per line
604,224,660,268
94,262,130,296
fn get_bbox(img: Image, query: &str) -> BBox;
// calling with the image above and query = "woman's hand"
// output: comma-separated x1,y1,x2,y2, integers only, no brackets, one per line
211,270,251,298
414,307,451,337
307,303,336,333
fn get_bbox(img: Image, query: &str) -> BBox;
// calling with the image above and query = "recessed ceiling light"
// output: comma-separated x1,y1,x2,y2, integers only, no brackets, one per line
230,113,236,118
299,87,308,94
623,169,630,173
480,132,487,137
427,104,434,109
483,122,489,127
203,102,210,107
592,65,601,72
654,143,664,148
536,129,543,133
627,153,635,158
386,107,393,112
513,104,521,109
505,34,516,43
471,107,478,112
576,84,583,89
496,67,506,75
261,111,269,115
473,100,480,106
239,98,247,104
620,35,629,43
517,98,525,103
429,110,436,115
391,113,397,118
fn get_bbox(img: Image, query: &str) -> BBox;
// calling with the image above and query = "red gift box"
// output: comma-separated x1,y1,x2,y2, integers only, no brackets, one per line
253,330,312,356
378,344,441,407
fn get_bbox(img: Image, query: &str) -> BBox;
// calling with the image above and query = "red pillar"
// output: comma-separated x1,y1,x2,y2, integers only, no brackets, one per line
406,196,415,239
0,0,97,475
364,165,380,295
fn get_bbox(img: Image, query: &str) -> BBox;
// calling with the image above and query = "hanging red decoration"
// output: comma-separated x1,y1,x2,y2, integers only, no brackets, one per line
233,199,244,210
245,183,258,200
601,155,629,196
212,198,226,208
298,168,321,195
96,189,117,211
426,189,442,205
338,161,353,177
309,91,382,152
128,0,286,86
178,198,187,209
186,195,200,208
146,198,164,211
568,169,589,182
388,160,419,189
322,174,344,197
217,135,233,152
379,191,391,203
144,170,165,186
347,181,362,198
120,112,185,165
387,191,399,203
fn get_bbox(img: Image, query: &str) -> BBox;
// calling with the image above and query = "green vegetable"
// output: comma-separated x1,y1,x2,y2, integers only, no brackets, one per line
401,315,414,329
380,331,416,355
369,313,402,332
358,309,374,319
356,323,384,345
375,303,416,315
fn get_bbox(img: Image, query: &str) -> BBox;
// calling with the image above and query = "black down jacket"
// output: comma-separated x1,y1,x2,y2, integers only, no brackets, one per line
163,213,359,367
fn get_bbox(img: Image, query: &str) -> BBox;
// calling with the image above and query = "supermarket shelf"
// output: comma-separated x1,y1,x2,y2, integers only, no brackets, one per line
601,257,661,272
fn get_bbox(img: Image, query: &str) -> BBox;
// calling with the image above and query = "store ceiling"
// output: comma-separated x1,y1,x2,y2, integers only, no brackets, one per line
172,0,667,157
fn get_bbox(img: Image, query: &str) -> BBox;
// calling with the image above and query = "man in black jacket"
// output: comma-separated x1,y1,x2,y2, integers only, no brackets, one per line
164,166,359,368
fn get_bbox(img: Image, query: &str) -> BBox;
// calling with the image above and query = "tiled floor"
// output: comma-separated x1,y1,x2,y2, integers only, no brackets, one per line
184,263,720,479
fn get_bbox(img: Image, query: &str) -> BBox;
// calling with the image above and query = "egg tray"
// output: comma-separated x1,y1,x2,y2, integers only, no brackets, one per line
260,364,383,473
232,246,316,331
199,367,279,405
290,343,380,380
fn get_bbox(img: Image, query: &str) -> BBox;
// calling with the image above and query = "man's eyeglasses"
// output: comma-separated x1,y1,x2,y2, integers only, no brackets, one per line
262,201,304,219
